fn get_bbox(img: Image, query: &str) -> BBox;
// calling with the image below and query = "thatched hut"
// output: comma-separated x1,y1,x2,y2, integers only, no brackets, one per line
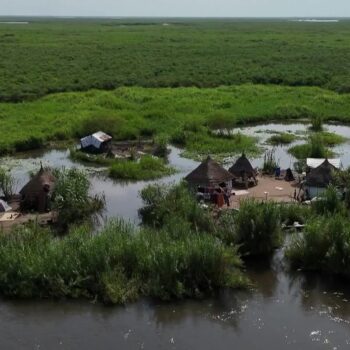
229,153,257,187
20,166,56,212
305,159,335,198
185,156,233,188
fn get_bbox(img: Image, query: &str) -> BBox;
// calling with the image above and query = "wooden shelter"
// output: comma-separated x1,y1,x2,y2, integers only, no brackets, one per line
229,153,257,187
80,131,112,153
20,166,56,212
305,159,336,198
185,156,233,187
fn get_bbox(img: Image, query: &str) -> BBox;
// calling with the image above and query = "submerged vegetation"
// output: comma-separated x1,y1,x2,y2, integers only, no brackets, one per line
266,132,296,146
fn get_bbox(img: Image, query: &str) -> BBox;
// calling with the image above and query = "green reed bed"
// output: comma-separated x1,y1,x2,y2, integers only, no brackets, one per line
1,85,350,156
1,20,350,102
266,132,297,146
286,186,350,277
109,155,175,181
0,220,247,303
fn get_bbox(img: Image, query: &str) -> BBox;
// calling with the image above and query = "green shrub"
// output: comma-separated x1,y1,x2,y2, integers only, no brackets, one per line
234,199,282,256
287,215,350,276
139,183,214,234
14,136,44,152
153,134,169,158
311,185,345,216
279,203,311,225
53,168,105,229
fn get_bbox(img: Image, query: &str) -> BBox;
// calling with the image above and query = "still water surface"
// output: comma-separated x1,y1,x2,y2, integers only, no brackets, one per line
1,123,350,349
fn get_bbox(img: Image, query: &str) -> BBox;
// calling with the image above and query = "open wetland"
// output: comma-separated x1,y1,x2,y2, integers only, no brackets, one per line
1,122,350,349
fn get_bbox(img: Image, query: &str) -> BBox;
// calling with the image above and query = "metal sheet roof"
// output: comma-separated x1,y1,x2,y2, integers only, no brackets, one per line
80,131,112,149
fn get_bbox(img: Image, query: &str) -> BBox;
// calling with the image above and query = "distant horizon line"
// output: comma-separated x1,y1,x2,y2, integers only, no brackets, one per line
0,15,349,19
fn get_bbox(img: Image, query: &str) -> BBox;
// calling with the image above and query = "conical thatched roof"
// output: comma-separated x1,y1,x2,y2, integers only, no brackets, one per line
229,153,255,178
185,156,233,186
306,159,335,187
20,166,56,197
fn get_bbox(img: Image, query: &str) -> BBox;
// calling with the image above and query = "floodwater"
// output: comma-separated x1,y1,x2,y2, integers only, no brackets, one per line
1,249,350,349
1,123,350,349
226,122,350,170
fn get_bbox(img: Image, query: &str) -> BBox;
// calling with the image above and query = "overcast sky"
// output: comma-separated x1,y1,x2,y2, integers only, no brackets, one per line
0,0,349,17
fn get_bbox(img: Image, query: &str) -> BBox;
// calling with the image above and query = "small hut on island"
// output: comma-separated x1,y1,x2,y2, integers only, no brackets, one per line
229,153,257,188
20,166,56,212
304,159,336,199
80,131,112,153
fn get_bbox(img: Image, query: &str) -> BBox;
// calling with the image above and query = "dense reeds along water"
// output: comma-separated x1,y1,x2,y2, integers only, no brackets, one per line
1,122,350,349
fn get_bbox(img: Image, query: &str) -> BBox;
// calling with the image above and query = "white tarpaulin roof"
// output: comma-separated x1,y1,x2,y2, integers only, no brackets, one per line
307,158,341,169
0,199,11,213
80,131,112,149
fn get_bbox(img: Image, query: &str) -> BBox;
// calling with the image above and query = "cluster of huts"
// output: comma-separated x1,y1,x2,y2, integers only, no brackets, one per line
184,153,341,207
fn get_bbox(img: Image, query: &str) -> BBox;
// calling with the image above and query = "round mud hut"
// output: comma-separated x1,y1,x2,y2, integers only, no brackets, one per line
185,156,234,188
305,159,336,198
229,153,257,187
20,166,56,212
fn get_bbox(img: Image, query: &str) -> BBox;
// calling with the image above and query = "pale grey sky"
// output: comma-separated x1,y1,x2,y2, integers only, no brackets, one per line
0,0,348,17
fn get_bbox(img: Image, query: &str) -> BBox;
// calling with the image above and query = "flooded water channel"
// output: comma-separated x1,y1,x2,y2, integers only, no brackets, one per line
1,123,350,349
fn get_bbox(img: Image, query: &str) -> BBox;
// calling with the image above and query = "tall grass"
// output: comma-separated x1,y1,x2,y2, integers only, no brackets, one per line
311,185,345,216
287,215,350,276
52,168,105,229
0,167,16,200
310,115,323,132
262,150,278,175
0,220,247,303
140,182,215,234
231,199,282,256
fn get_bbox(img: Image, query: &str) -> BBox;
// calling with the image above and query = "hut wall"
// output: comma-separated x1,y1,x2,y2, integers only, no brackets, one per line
306,186,326,199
